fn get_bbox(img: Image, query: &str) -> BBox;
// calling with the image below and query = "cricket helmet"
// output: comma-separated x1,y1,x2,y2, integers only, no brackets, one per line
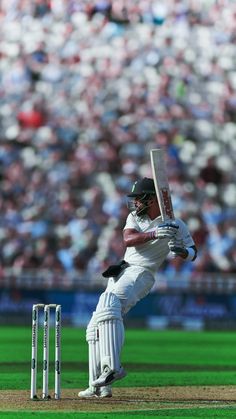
127,178,156,197
127,178,156,216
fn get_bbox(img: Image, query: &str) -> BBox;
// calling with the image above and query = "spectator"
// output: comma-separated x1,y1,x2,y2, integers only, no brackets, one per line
0,0,235,283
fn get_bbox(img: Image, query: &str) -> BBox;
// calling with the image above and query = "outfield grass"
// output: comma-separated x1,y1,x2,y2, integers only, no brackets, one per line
1,327,236,418
2,412,236,419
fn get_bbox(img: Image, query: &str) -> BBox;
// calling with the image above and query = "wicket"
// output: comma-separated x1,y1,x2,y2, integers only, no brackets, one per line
30,304,61,400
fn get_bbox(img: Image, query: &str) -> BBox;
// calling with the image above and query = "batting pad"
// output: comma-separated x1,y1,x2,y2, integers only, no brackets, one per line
95,292,124,372
86,313,101,387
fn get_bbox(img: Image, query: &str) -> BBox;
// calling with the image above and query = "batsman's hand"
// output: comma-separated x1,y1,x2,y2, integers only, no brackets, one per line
155,222,179,239
168,244,188,259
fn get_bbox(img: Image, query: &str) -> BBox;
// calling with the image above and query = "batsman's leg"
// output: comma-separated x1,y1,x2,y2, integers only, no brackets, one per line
87,313,101,391
78,313,112,398
92,292,126,388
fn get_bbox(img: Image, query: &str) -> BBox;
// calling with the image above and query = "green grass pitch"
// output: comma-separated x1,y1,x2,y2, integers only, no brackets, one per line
1,326,236,418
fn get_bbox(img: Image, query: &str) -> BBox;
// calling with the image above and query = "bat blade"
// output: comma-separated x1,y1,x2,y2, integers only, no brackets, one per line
150,148,175,221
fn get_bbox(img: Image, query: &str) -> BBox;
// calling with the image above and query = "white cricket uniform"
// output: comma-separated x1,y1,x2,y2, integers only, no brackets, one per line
84,213,195,392
106,213,195,315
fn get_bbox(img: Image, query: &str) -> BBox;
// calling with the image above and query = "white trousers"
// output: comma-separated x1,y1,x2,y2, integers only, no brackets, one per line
86,265,155,386
106,265,155,315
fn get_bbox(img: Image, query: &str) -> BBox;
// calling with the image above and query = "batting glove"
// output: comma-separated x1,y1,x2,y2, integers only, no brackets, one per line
168,244,188,259
169,243,196,260
155,222,179,239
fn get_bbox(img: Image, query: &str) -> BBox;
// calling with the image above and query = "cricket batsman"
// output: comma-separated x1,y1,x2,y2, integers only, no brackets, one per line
78,177,197,398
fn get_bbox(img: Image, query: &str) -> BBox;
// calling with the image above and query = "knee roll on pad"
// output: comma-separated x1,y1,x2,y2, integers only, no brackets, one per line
95,292,122,323
86,313,99,342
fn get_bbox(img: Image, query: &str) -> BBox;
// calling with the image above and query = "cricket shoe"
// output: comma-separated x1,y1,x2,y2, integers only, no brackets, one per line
92,366,126,387
78,386,112,398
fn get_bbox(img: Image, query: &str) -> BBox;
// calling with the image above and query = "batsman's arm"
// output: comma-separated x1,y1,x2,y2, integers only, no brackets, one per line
123,228,155,247
123,222,179,247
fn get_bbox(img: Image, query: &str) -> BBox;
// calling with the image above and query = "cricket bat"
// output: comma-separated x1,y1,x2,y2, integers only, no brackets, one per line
150,148,175,221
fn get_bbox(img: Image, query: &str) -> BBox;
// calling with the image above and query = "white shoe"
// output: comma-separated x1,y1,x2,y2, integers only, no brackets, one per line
92,366,126,387
100,386,112,398
78,386,112,398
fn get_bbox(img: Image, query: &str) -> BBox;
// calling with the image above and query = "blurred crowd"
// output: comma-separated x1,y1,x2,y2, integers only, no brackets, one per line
0,0,236,284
